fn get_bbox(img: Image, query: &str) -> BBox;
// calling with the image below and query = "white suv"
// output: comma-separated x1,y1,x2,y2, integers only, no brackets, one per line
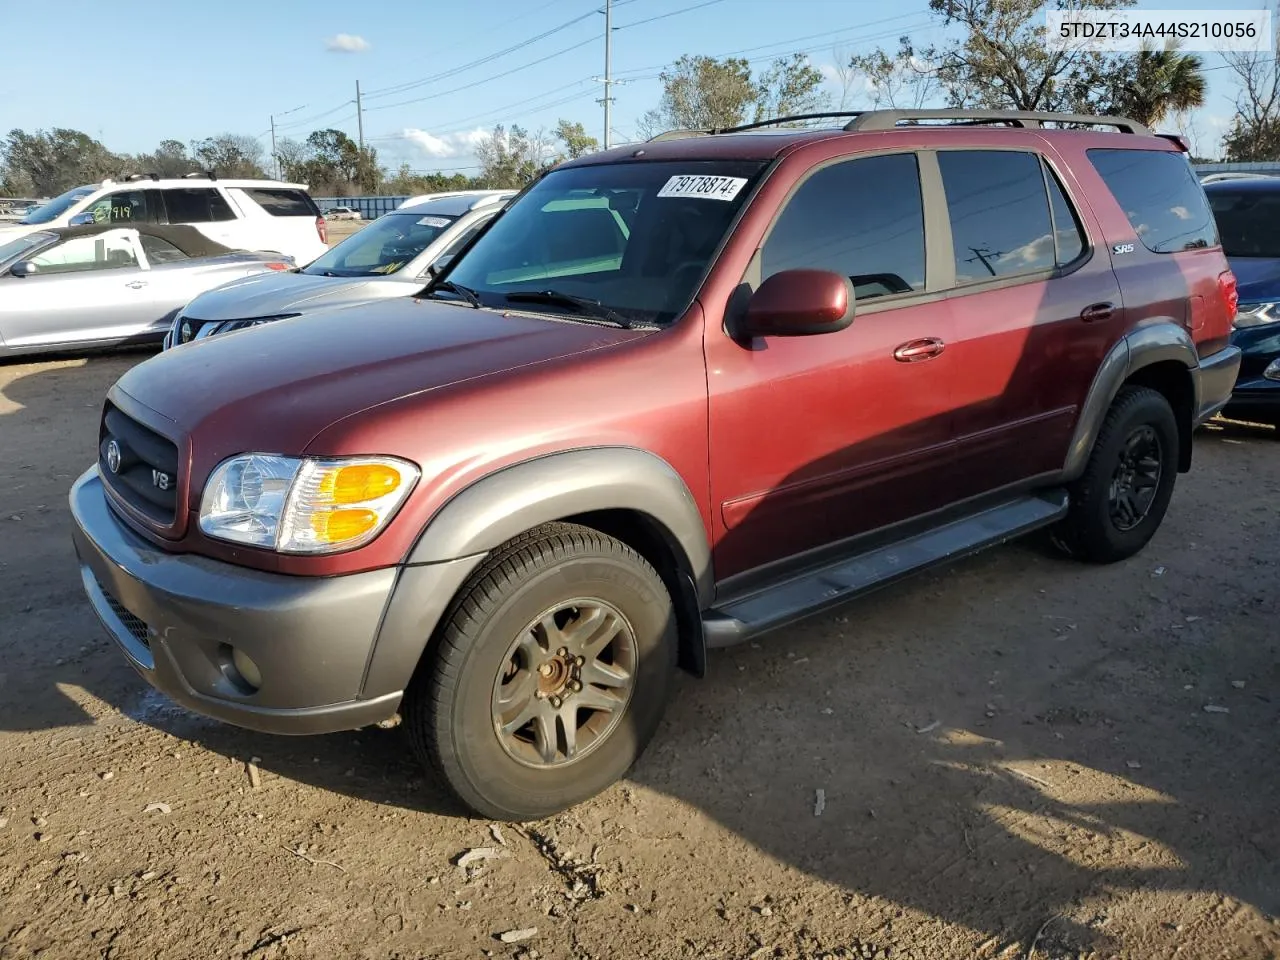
0,176,329,265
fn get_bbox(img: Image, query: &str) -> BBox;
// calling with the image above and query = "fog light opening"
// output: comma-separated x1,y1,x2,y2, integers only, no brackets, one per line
219,644,262,693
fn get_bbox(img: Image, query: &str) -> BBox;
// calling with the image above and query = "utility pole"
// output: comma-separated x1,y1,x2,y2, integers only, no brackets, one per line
603,0,612,149
356,80,365,151
270,104,308,182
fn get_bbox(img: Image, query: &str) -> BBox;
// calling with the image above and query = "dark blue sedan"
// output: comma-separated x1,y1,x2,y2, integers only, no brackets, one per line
1205,177,1280,430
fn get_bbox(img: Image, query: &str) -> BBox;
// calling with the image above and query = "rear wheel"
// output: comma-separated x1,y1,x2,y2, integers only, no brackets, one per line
1052,385,1179,563
405,523,677,821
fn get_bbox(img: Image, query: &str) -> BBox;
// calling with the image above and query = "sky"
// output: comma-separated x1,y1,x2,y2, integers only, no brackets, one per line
1,0,1262,176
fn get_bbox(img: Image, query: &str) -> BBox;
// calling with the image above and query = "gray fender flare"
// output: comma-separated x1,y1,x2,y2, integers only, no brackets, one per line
360,447,713,699
1063,321,1198,481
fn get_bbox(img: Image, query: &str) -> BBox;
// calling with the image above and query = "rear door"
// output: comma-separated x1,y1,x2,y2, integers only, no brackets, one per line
1085,147,1230,357
157,186,241,249
935,147,1124,494
0,229,156,348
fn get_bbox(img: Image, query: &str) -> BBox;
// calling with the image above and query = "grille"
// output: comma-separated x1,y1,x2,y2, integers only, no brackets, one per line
103,590,151,648
99,403,180,525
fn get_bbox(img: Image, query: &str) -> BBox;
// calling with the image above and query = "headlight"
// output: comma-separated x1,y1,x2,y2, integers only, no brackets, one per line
199,454,419,554
1233,302,1280,328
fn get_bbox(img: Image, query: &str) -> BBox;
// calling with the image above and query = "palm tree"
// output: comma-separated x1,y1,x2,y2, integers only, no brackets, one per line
1110,41,1207,128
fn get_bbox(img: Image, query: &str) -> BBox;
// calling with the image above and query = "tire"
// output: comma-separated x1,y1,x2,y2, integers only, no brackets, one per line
1052,385,1179,564
405,522,678,821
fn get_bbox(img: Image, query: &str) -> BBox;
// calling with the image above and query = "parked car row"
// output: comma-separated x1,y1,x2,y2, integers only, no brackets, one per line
65,108,1254,824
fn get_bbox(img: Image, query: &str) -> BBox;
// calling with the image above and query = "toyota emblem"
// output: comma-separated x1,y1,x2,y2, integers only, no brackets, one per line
105,440,122,474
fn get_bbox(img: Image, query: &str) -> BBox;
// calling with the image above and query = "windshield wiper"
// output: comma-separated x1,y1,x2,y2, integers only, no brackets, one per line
504,289,633,328
428,279,482,309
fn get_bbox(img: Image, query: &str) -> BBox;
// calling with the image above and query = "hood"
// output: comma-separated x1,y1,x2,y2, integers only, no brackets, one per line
1228,256,1280,304
112,297,647,486
181,270,409,321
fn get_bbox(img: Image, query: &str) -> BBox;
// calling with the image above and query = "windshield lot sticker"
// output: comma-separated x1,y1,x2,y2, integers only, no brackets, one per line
657,175,748,201
417,216,451,227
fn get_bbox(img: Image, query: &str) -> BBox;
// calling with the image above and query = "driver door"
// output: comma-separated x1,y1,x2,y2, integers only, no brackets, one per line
0,229,155,349
706,152,959,580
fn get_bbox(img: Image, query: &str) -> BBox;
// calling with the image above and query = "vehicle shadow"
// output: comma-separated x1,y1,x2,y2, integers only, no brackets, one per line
1,323,1276,956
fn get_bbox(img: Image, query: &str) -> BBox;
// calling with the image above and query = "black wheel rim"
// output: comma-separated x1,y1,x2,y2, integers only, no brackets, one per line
491,599,638,769
1108,425,1163,532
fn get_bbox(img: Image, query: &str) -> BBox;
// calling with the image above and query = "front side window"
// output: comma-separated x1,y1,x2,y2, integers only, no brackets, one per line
761,153,926,300
19,185,95,224
303,212,458,277
82,190,153,225
444,160,768,325
0,231,55,271
939,150,1056,285
1088,148,1218,254
28,230,138,274
1206,187,1280,258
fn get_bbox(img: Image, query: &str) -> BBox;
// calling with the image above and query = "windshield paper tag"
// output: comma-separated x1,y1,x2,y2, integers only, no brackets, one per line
417,216,450,227
657,175,747,201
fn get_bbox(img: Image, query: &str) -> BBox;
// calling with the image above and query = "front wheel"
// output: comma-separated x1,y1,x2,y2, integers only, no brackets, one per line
405,523,678,821
1052,385,1180,563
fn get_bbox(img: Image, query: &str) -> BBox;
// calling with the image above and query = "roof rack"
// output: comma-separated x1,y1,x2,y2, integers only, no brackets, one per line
182,169,219,181
122,171,161,182
647,109,1151,142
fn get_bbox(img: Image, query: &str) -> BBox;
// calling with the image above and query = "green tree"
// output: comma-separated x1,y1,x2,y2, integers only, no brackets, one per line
639,55,756,134
137,139,196,178
1106,41,1206,127
554,119,599,159
753,53,829,122
474,124,552,188
1,128,121,196
918,0,1137,114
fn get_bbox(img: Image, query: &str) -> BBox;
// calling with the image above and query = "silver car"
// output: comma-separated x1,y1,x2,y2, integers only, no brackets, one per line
163,190,514,348
0,223,293,358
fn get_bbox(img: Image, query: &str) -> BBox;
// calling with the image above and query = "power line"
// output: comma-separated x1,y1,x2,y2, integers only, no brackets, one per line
618,0,728,30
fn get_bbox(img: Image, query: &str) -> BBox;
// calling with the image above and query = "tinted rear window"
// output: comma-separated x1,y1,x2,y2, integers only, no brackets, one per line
243,188,321,217
1206,187,1280,258
1088,149,1218,254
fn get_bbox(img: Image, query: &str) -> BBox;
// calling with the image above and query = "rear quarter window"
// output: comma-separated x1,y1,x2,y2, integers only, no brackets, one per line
1087,148,1218,254
243,188,321,218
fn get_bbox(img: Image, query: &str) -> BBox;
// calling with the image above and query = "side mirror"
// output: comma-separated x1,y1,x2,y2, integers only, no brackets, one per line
69,212,96,226
9,260,38,278
741,268,854,338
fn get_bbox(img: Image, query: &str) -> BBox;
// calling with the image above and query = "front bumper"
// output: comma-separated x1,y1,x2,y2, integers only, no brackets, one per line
69,468,403,734
1193,345,1243,424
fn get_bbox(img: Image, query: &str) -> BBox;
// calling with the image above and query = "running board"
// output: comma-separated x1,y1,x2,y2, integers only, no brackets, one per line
702,490,1069,648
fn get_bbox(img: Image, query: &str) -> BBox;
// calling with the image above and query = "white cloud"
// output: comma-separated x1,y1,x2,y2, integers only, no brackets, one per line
400,127,489,160
325,33,370,53
1170,205,1192,220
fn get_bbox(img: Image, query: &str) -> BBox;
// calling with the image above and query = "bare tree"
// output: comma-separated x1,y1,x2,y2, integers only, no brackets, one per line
1222,8,1280,161
828,44,860,111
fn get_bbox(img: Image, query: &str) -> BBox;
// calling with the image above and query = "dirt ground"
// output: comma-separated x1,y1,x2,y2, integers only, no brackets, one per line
0,352,1276,960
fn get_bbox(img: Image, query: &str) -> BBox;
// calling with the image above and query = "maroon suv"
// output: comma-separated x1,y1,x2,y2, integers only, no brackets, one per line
70,109,1241,820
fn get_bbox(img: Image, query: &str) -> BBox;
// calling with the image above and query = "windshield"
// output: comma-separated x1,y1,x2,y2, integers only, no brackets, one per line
302,211,457,277
20,185,95,224
1207,188,1280,258
0,231,54,270
442,159,768,326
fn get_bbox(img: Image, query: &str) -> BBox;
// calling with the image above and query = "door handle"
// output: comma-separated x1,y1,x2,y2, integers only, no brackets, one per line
893,337,946,362
1080,302,1114,322
125,280,148,289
